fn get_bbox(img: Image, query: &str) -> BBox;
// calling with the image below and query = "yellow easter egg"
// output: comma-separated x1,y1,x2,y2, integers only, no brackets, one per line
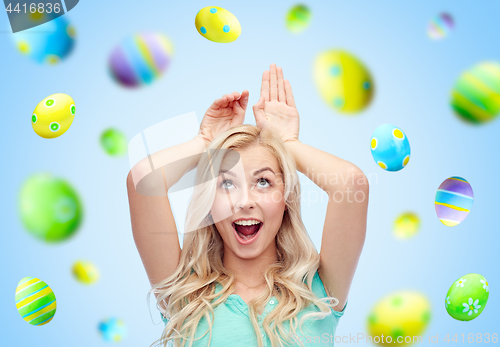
32,93,75,138
72,260,100,285
367,291,431,346
393,212,420,239
313,50,374,113
195,6,241,43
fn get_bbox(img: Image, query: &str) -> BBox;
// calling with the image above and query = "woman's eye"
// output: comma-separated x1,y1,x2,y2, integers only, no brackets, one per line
220,180,234,189
220,178,271,189
257,178,271,188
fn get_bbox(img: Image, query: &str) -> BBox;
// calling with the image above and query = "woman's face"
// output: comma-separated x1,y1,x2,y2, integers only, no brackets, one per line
211,145,287,260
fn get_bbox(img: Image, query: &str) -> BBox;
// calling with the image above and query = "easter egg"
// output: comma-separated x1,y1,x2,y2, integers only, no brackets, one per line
313,50,374,113
195,6,241,43
98,317,127,342
370,124,410,171
435,176,473,227
11,12,76,65
32,93,75,138
451,62,500,124
285,4,311,33
394,212,420,239
19,173,83,243
445,273,489,321
428,13,454,40
108,33,174,88
100,128,127,156
15,277,57,326
367,291,431,346
72,260,100,285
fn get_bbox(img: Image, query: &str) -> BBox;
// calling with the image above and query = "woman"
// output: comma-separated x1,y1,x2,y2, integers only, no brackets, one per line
126,64,369,347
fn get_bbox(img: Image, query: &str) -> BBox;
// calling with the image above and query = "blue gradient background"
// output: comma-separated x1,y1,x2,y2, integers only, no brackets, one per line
1,0,499,345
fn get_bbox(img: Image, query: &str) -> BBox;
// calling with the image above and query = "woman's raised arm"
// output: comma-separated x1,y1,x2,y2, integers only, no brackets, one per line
126,135,206,291
253,64,368,312
126,89,249,301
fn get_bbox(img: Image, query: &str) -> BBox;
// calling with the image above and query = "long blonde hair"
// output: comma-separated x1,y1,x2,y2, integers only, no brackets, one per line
149,125,340,347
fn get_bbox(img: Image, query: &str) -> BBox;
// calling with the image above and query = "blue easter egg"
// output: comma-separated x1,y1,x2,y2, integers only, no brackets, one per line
98,317,127,342
11,12,76,64
370,124,411,171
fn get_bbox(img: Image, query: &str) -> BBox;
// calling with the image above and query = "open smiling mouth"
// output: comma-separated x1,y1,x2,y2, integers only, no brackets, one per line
232,222,263,244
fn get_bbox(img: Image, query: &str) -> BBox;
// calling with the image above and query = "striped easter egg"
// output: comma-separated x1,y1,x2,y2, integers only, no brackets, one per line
451,62,500,124
427,12,454,40
15,277,57,326
435,177,474,227
108,32,174,88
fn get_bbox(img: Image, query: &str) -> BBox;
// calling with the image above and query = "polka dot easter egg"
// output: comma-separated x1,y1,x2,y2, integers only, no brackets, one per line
313,50,374,113
367,291,431,346
370,124,411,171
15,277,57,326
11,12,76,65
98,317,127,342
446,273,489,321
32,93,75,138
394,212,420,240
72,260,100,285
108,32,174,88
195,7,241,43
285,4,311,33
428,13,454,40
435,176,473,227
451,62,500,124
19,173,83,243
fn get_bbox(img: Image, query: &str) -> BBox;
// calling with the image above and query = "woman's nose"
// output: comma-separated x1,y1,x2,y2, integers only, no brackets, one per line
232,186,257,210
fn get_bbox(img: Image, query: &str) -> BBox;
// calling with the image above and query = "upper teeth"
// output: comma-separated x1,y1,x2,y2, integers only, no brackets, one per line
234,220,261,226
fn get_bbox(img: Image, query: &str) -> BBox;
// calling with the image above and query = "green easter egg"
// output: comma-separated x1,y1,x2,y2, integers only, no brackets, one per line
100,128,127,156
15,277,57,325
451,62,500,124
445,273,489,321
19,173,83,243
285,4,311,33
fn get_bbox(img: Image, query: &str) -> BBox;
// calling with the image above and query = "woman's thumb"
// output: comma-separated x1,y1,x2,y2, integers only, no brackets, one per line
253,96,264,110
252,98,262,113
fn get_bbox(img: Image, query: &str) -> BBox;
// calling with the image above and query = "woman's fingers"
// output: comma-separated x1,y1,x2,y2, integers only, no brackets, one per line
210,96,225,110
277,67,286,103
239,90,249,110
252,96,266,125
261,70,270,102
230,91,241,100
270,64,278,101
284,80,296,108
221,94,234,108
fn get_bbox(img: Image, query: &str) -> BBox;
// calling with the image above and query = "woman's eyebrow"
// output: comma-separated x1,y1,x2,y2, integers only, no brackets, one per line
220,167,275,177
253,167,275,176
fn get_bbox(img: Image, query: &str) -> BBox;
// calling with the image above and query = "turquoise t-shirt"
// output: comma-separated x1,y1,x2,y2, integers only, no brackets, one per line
160,270,347,346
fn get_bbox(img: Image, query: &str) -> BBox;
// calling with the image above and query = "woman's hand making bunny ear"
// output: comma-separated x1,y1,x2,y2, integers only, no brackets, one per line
197,90,249,147
252,64,300,143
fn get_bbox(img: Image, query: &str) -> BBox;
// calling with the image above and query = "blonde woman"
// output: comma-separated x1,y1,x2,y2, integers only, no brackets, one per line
126,64,369,347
